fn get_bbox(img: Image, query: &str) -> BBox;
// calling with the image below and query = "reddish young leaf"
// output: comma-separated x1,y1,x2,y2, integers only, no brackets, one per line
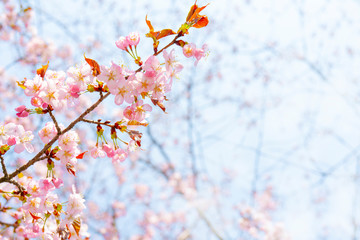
84,54,101,76
66,163,76,176
151,98,167,113
175,40,187,47
29,211,42,221
76,151,88,159
36,61,49,78
145,15,154,32
193,16,209,28
127,121,149,127
185,1,209,29
157,29,176,40
186,1,198,22
72,218,81,236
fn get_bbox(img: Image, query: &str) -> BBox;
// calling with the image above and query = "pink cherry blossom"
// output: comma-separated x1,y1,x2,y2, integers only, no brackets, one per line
102,143,115,158
66,186,86,219
98,62,124,86
183,43,196,58
163,49,183,73
13,124,34,153
115,36,130,51
51,177,63,188
24,74,45,97
108,76,135,105
67,62,93,91
193,44,208,66
38,122,57,144
15,105,29,118
143,55,161,75
90,146,106,158
112,148,128,163
39,178,55,192
126,32,140,46
123,100,152,122
58,130,79,150
0,122,16,145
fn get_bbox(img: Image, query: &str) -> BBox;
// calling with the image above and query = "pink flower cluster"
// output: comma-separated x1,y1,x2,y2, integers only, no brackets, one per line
182,43,208,66
12,176,88,239
90,143,128,164
131,210,185,240
0,1,33,41
237,188,290,240
115,32,140,51
22,37,56,65
0,122,34,153
23,64,93,111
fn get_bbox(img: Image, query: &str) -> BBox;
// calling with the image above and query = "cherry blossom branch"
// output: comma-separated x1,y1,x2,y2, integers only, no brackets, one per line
48,107,61,134
81,119,113,128
8,179,25,192
196,208,224,240
0,220,16,227
146,126,171,164
0,92,111,184
0,155,8,177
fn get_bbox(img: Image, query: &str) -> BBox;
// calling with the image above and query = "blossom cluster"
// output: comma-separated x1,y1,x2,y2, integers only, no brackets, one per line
0,122,34,154
8,177,88,239
237,188,290,240
0,1,33,41
183,43,208,66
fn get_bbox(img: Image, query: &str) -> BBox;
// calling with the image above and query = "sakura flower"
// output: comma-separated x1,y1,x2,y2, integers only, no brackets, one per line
51,177,63,188
67,62,93,91
58,130,79,150
163,49,183,73
194,44,208,66
38,78,64,110
0,122,16,145
143,55,162,75
108,77,135,105
97,62,124,86
112,148,128,163
126,32,140,46
183,43,196,57
56,147,79,165
7,136,16,146
102,143,115,158
30,96,44,107
115,36,130,51
134,72,155,94
39,178,55,193
38,122,57,144
13,125,34,153
15,105,29,118
90,146,106,158
123,100,152,122
24,74,45,97
66,186,86,219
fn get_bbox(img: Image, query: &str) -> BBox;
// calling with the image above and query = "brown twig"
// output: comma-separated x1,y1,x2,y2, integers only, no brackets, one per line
48,107,61,134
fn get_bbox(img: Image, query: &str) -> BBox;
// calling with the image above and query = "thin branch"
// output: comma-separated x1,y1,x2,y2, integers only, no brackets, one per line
196,208,224,240
146,126,171,164
0,220,16,227
8,179,25,193
48,107,61,133
82,119,113,128
0,155,8,177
